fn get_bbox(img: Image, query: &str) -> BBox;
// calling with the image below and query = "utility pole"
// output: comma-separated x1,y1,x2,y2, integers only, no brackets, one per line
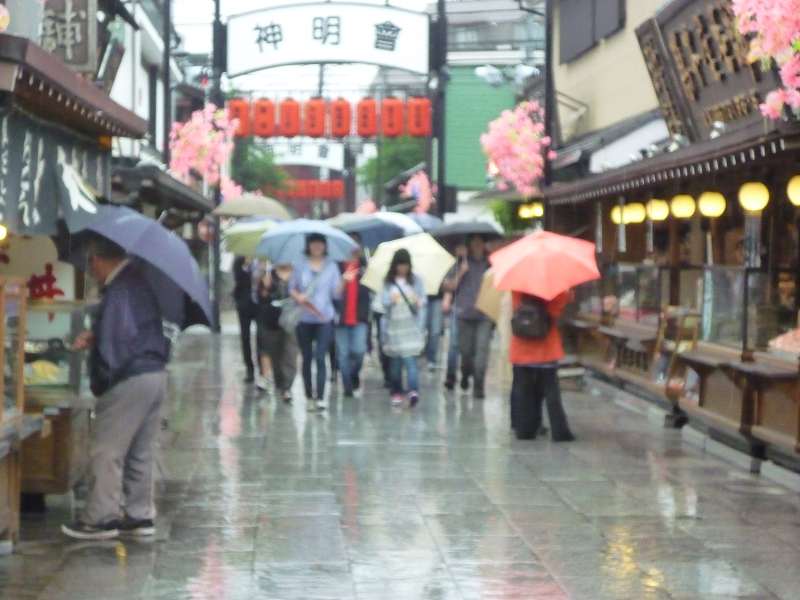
162,0,172,164
210,0,225,332
542,0,554,191
518,0,554,227
435,0,447,217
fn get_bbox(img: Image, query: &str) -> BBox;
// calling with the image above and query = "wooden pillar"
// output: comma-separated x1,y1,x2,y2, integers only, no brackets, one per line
668,217,680,306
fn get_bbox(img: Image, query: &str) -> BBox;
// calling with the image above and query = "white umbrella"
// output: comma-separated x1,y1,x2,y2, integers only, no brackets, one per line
361,233,455,296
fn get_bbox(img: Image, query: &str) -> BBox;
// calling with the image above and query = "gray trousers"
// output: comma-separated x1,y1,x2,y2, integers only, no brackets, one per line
458,318,494,388
83,371,167,525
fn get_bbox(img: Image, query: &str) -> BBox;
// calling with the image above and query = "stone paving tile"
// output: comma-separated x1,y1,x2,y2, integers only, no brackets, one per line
6,334,800,599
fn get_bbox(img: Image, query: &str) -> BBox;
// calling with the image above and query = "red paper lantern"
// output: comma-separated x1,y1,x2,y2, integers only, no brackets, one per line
320,181,333,199
303,98,327,138
252,98,276,138
357,98,378,138
407,97,432,137
227,98,251,137
330,98,352,138
331,180,345,199
278,98,301,137
381,97,405,137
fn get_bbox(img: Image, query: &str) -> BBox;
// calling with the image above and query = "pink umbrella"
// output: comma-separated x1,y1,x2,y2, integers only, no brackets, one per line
489,230,599,300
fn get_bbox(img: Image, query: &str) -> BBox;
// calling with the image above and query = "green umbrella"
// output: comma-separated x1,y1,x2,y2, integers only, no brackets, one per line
222,219,276,256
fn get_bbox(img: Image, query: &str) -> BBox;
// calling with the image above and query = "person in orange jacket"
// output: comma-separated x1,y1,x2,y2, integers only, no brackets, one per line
509,291,575,441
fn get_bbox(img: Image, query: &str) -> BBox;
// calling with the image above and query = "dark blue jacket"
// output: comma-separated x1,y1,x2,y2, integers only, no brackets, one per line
89,263,169,396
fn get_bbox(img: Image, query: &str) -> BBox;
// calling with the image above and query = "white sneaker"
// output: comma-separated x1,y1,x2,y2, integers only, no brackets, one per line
315,398,328,411
256,376,268,391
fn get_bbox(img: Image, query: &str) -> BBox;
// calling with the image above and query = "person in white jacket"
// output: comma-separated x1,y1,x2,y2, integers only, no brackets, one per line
381,249,427,407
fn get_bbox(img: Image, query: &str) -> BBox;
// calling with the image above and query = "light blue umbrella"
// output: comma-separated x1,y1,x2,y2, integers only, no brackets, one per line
256,219,358,264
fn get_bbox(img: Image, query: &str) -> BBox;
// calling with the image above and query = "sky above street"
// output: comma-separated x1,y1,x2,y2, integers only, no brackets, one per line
174,0,431,99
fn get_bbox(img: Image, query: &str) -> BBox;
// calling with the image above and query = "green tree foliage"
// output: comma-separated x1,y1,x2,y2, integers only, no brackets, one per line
359,136,426,203
230,137,288,193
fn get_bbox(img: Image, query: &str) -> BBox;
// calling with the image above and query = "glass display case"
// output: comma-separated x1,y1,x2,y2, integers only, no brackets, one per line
573,279,602,318
1,278,27,424
699,266,745,348
24,301,89,396
748,269,800,357
602,263,665,325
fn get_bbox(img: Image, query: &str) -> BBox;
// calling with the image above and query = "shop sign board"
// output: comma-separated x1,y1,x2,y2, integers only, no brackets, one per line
226,2,430,77
40,0,99,74
270,141,345,171
0,108,109,235
636,0,780,141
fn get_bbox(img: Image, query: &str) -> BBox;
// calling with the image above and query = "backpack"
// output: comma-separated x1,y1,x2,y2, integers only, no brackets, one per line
511,294,551,340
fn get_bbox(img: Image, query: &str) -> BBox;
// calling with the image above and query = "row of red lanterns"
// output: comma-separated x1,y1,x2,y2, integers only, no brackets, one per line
268,179,345,201
227,97,432,139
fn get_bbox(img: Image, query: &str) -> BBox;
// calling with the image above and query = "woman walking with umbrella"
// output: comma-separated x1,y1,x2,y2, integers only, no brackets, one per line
381,249,427,407
289,233,344,411
256,262,297,403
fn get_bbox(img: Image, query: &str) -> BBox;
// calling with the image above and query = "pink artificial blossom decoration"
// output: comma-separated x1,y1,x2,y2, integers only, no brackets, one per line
733,0,800,119
480,100,552,197
356,200,377,214
220,176,243,202
169,103,238,187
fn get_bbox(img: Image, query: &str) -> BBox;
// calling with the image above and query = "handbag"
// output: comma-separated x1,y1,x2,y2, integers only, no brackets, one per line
278,268,323,333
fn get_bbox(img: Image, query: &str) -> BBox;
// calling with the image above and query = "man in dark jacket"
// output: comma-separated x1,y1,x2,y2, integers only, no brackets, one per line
62,236,169,540
233,255,257,382
335,237,371,398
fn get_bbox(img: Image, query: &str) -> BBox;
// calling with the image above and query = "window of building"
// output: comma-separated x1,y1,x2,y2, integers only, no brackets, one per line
560,0,625,64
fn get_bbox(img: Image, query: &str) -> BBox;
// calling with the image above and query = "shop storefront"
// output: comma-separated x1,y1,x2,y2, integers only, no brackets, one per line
0,34,146,540
546,0,800,468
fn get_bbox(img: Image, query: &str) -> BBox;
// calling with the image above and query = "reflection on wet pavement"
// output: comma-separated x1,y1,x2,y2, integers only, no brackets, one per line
3,335,800,599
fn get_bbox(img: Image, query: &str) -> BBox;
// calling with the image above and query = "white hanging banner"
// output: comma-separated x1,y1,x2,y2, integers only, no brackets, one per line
270,141,345,172
226,2,430,77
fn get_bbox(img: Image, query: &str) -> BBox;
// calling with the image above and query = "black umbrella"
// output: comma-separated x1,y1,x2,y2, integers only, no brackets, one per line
432,220,504,241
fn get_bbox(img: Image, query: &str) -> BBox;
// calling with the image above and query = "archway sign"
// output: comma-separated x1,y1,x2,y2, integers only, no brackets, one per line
226,1,430,78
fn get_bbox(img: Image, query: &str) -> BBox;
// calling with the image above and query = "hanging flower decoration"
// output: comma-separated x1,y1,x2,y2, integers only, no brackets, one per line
399,170,434,214
733,0,800,119
356,199,377,214
480,100,554,198
169,103,241,199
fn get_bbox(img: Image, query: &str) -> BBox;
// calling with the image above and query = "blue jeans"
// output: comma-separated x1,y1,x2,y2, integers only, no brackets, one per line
425,298,443,364
390,355,419,395
446,310,459,380
296,321,334,399
335,323,368,394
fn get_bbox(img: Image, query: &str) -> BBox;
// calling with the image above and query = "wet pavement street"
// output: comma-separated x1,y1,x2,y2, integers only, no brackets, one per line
3,333,800,599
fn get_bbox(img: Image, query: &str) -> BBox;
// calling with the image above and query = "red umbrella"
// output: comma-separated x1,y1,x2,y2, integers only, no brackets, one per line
489,230,600,300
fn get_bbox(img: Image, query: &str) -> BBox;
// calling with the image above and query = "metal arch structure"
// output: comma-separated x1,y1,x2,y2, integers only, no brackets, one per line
224,1,431,79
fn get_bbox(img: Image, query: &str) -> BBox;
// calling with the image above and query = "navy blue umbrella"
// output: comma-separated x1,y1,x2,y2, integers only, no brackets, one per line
71,206,213,329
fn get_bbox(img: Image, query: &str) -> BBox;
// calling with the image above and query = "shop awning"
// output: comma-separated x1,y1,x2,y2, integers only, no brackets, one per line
0,34,147,139
111,166,213,216
545,122,800,206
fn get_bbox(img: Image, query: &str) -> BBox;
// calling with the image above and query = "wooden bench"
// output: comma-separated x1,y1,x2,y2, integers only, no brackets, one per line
741,353,800,459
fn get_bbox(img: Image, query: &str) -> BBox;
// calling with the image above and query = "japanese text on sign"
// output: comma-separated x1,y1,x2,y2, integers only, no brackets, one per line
230,3,429,76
